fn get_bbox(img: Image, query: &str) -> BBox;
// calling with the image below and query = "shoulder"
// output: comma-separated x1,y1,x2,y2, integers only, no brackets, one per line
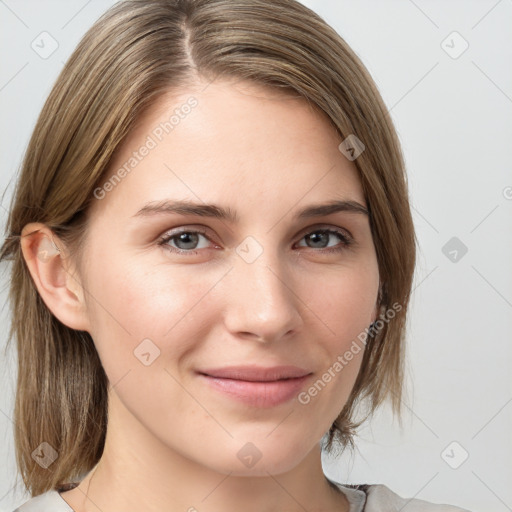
338,482,472,511
12,489,74,512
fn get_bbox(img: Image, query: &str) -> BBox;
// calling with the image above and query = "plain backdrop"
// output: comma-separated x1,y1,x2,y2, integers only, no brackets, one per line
1,1,511,511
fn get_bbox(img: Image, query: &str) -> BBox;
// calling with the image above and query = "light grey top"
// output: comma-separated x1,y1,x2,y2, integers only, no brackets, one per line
13,479,471,512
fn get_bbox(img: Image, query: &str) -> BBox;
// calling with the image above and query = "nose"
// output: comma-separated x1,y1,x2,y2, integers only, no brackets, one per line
222,249,304,343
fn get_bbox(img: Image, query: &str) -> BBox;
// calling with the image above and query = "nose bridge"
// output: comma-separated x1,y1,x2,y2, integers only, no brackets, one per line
223,239,303,340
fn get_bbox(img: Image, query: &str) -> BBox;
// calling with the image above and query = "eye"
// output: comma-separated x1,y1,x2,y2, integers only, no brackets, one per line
295,227,353,253
158,228,217,255
158,225,353,256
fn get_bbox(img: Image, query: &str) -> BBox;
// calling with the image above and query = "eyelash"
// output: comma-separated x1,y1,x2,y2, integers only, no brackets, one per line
157,226,353,256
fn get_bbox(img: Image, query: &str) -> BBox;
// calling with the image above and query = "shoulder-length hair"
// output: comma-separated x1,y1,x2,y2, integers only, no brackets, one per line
0,0,416,497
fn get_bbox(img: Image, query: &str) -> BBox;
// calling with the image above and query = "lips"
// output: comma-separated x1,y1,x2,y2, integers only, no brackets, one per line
197,365,311,382
196,365,313,408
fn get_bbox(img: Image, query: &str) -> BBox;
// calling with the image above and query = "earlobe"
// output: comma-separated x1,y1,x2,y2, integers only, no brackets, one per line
20,222,91,332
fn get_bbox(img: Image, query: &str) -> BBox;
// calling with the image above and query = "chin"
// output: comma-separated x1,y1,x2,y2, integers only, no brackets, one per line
198,432,317,477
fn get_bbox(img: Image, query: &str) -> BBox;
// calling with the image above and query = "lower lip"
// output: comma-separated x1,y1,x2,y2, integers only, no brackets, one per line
198,373,311,408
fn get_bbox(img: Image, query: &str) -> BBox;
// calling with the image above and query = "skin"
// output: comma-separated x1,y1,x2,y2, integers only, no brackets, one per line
21,78,380,512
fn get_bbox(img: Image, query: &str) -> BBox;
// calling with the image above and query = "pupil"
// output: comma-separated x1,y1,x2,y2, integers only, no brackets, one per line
308,231,328,248
176,232,198,250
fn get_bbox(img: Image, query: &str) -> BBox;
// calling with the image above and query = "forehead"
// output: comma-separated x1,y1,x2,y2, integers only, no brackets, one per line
88,79,365,223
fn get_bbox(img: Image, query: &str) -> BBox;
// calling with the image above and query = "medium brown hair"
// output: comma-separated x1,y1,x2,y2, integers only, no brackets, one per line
0,0,416,497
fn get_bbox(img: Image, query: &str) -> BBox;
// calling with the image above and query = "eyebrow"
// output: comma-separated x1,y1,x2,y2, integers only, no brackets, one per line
132,199,368,222
133,200,368,223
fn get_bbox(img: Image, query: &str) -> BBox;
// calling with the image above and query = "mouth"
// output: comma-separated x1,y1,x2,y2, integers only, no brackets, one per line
196,365,313,407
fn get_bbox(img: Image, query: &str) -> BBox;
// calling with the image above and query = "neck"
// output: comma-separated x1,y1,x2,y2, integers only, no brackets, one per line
60,392,349,512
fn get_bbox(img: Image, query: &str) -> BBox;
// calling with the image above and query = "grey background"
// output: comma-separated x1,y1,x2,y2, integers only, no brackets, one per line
1,1,511,511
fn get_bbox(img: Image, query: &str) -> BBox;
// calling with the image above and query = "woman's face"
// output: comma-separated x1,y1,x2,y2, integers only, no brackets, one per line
73,78,380,475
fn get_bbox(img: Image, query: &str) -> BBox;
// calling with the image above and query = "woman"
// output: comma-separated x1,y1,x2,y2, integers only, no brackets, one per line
1,1,470,511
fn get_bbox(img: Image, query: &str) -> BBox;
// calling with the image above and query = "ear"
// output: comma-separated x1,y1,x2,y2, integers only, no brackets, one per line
20,222,91,332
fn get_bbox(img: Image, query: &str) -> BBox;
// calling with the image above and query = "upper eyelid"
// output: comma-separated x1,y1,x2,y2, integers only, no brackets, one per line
296,224,353,240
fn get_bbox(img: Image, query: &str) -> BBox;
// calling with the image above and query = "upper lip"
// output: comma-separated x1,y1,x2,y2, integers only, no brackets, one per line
197,365,312,382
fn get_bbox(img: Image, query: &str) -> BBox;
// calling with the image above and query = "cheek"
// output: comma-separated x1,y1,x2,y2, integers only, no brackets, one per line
307,263,379,347
302,263,378,392
83,256,225,383
86,248,378,374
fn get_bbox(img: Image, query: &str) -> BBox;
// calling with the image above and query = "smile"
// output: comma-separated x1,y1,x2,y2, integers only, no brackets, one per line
196,366,312,408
